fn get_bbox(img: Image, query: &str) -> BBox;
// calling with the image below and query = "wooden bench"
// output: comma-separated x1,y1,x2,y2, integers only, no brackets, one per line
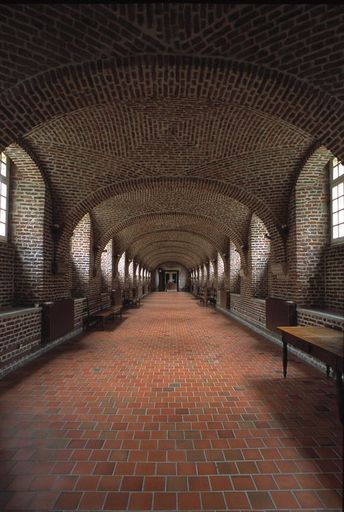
122,289,140,308
277,325,344,425
84,294,122,330
123,297,140,308
198,290,206,305
206,289,217,307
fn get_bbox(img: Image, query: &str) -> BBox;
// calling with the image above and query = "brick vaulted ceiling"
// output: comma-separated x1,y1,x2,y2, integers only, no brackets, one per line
1,4,344,269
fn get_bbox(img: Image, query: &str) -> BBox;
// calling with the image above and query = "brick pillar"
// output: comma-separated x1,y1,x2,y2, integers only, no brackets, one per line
250,214,270,298
101,239,113,291
229,241,240,293
7,145,46,305
71,213,91,297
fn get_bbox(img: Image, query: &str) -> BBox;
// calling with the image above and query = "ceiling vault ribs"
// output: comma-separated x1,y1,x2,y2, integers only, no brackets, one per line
1,4,342,272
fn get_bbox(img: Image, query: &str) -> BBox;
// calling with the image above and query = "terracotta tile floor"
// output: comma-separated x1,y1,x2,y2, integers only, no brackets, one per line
0,292,343,511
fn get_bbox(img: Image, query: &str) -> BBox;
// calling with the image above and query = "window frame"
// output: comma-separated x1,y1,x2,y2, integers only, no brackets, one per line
0,152,10,242
330,157,344,245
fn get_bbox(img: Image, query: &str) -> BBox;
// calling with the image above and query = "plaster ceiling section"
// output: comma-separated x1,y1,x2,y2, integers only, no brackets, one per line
0,5,343,99
91,186,249,247
127,230,215,261
112,217,227,256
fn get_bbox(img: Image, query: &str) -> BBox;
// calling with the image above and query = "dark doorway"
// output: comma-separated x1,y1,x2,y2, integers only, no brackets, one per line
158,268,165,291
164,270,179,291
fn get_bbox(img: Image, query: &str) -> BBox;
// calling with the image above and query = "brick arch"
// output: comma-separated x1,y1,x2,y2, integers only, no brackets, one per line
137,241,209,268
95,213,247,280
56,177,285,262
93,182,248,246
27,100,311,156
25,102,312,229
134,241,209,261
147,252,197,269
116,227,225,260
0,4,344,98
2,54,340,268
94,211,245,270
1,54,343,153
127,231,215,261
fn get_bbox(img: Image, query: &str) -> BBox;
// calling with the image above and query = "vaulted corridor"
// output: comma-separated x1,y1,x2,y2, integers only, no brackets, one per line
0,293,342,511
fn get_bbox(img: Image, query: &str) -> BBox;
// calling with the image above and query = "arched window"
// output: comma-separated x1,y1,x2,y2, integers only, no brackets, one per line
331,157,344,242
0,152,10,239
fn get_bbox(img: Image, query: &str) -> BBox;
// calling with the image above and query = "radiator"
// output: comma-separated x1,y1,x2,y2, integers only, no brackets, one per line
265,297,296,333
41,298,75,344
111,289,122,306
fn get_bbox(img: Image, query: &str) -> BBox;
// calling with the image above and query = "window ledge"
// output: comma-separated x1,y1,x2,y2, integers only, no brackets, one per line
0,306,41,320
330,239,344,247
297,307,344,322
252,297,266,304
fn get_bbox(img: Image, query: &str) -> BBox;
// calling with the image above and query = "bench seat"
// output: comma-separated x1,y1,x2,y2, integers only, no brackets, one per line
123,296,140,308
84,295,122,330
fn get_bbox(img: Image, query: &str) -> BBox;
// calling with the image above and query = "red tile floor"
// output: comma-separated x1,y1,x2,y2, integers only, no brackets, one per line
0,292,343,511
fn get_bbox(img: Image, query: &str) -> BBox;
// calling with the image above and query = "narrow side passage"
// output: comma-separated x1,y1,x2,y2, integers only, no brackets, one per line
0,293,342,511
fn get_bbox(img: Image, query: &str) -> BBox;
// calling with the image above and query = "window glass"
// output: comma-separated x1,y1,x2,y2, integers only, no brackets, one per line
0,152,9,240
331,157,344,242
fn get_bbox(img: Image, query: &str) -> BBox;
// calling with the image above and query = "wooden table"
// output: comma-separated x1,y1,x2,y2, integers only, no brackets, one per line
277,326,344,425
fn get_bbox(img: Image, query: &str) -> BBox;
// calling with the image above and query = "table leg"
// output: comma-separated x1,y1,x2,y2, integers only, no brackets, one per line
283,341,288,378
336,371,343,425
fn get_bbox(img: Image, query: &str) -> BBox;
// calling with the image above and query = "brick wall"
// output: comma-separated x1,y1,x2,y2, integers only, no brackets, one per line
230,294,266,326
297,308,344,331
118,252,126,285
0,243,14,308
250,214,270,298
229,242,241,293
217,252,225,289
0,308,41,372
293,148,331,307
101,239,113,292
42,191,72,302
269,187,296,300
269,147,344,314
71,213,91,297
0,298,86,376
74,298,86,330
7,146,46,305
325,244,344,312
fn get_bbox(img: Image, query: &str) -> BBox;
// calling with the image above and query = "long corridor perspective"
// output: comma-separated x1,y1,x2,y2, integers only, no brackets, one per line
0,293,343,512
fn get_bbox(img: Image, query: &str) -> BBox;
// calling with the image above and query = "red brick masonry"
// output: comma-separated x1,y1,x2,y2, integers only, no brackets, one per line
0,293,342,511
